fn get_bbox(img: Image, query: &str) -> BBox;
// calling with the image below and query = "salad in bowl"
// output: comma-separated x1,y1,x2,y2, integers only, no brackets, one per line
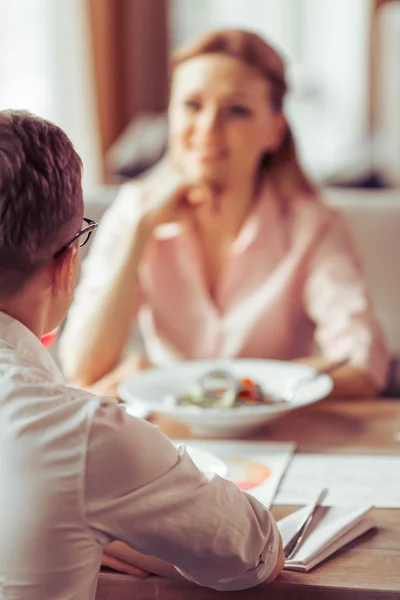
118,359,333,437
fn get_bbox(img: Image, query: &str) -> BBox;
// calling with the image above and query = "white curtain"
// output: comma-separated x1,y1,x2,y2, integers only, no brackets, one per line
171,0,374,182
293,0,373,180
376,3,400,186
0,0,101,190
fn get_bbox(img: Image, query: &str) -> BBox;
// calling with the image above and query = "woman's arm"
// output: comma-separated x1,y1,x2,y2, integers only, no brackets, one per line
303,210,389,398
294,356,378,398
59,186,151,386
60,177,215,387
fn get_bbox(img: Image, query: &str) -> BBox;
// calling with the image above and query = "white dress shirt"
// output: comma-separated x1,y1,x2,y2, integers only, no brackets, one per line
0,311,280,599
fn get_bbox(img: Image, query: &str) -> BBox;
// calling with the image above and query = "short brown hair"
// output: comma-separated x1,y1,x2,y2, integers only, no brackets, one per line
171,29,316,201
0,110,83,298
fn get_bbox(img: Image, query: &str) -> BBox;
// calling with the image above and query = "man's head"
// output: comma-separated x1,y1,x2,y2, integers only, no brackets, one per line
0,110,86,334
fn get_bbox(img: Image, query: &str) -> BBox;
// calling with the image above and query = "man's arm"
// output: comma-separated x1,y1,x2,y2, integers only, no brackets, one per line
85,399,284,591
102,538,285,584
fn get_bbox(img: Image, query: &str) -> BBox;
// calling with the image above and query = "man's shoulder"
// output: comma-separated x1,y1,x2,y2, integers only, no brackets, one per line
0,359,108,428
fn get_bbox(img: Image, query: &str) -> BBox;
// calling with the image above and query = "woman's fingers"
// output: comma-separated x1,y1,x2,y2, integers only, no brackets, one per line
186,186,207,205
147,180,218,229
187,183,221,213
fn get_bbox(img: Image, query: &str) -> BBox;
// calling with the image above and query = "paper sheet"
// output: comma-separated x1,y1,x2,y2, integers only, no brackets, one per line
176,440,294,508
274,454,400,508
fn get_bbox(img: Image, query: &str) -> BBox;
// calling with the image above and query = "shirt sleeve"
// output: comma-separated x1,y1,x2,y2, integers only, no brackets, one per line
84,399,281,591
59,184,144,366
303,208,389,390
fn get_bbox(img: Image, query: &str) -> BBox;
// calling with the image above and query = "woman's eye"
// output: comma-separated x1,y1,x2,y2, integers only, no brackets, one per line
184,99,201,112
228,105,251,116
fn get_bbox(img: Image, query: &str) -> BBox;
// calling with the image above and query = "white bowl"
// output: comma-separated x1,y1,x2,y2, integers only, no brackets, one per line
119,359,333,438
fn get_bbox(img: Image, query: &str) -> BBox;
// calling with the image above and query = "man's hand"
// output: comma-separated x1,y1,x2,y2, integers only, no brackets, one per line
102,541,184,581
101,552,151,578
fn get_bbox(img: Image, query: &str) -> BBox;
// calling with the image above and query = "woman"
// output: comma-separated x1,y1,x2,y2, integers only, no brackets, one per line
60,29,389,398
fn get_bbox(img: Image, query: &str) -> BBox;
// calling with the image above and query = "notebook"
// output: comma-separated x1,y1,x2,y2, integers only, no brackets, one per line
277,503,374,572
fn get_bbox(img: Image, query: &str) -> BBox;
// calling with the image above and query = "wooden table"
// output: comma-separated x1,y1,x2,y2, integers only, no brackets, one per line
96,400,400,599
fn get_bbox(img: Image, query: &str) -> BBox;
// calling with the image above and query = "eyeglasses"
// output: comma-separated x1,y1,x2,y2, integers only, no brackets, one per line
54,217,98,258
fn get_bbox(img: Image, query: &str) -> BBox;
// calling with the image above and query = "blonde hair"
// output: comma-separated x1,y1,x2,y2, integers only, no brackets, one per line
170,29,316,199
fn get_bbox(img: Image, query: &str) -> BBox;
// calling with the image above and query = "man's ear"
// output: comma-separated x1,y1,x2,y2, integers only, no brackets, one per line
52,246,78,298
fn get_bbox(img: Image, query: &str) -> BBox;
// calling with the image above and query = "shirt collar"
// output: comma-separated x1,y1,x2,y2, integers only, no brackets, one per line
0,311,65,384
232,181,286,254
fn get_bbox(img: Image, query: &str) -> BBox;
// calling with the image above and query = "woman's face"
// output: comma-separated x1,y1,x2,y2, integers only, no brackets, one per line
168,53,284,188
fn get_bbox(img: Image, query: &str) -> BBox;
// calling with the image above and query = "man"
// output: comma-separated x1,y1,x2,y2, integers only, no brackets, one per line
0,110,284,599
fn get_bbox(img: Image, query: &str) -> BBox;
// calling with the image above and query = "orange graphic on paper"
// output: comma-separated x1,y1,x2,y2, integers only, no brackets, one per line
226,457,271,491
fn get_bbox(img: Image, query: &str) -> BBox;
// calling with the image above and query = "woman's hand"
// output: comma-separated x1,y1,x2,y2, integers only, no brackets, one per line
294,356,378,398
138,172,217,237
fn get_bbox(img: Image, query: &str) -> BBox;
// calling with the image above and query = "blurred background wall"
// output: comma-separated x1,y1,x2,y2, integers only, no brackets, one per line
0,0,399,188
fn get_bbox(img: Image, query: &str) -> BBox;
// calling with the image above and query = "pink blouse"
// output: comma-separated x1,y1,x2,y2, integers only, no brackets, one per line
64,181,389,390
